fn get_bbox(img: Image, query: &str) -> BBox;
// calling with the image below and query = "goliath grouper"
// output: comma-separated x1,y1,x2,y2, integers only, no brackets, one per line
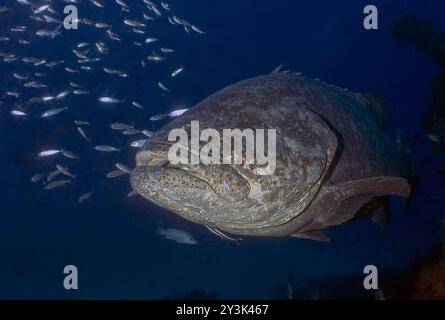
131,72,411,241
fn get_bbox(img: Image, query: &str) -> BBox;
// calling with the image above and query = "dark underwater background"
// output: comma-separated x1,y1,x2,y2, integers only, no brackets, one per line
1,0,445,299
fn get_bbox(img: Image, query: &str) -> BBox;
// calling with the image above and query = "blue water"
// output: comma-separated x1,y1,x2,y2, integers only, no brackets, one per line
1,0,445,299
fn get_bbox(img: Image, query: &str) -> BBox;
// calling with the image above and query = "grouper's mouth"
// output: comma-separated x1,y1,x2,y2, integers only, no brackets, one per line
131,146,252,205
130,165,198,198
131,162,211,196
130,146,218,204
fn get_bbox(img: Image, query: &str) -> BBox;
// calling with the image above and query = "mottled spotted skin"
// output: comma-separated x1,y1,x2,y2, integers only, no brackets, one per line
131,73,410,239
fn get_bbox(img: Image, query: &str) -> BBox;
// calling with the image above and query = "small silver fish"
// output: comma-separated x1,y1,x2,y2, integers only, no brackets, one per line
11,110,27,117
56,90,71,100
115,163,132,174
111,123,131,130
70,81,82,88
31,174,45,183
123,128,141,135
427,134,441,144
38,150,61,157
56,164,76,178
42,96,55,102
142,130,154,137
78,191,94,204
161,2,172,11
158,81,170,92
128,190,139,198
158,228,198,245
131,101,144,109
168,108,189,118
98,97,122,104
131,140,147,148
150,113,168,121
95,145,120,152
44,180,70,191
115,0,130,9
161,47,175,53
62,150,79,160
106,170,127,178
124,19,146,28
171,66,185,77
47,169,62,182
74,90,90,95
75,120,90,126
34,5,50,14
13,73,28,80
41,107,67,118
148,52,165,62
77,127,91,142
191,25,206,35
144,37,158,44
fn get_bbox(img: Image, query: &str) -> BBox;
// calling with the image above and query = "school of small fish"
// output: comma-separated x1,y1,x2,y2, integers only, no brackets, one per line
0,0,198,203
1,1,244,245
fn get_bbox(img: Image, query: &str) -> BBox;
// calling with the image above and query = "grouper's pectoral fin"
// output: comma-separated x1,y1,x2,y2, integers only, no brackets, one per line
340,176,411,200
290,230,331,242
316,176,411,228
287,177,409,240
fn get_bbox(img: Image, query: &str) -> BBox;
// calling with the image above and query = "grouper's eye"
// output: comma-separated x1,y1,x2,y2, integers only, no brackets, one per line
161,161,187,171
161,160,171,168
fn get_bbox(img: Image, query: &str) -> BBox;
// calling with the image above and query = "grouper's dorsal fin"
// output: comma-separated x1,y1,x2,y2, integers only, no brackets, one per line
271,63,290,74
